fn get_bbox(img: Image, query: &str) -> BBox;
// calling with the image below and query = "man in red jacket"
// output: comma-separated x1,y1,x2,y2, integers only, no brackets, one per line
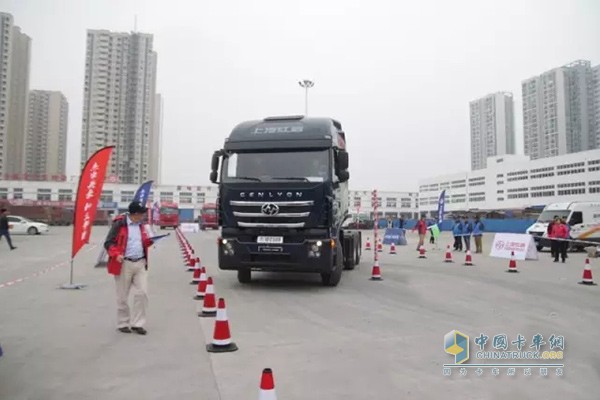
550,218,569,263
104,201,154,334
412,215,428,251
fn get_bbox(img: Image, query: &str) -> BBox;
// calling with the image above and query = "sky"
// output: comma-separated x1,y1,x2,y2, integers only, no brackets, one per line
2,0,600,191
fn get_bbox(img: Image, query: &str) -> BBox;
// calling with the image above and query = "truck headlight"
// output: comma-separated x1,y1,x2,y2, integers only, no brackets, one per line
222,240,234,256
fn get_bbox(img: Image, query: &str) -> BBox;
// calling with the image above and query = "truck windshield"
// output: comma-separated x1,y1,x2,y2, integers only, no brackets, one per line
203,209,216,215
160,207,178,215
222,150,330,182
537,210,570,223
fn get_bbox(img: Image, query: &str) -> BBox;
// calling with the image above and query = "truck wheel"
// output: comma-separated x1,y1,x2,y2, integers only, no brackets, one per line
321,266,342,286
237,269,251,284
344,244,356,270
355,246,361,265
536,244,544,251
322,246,343,286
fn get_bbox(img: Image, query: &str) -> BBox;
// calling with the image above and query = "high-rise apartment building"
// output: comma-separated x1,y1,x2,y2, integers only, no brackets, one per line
81,30,158,184
592,64,600,149
522,60,597,160
149,93,163,183
0,13,31,179
25,90,68,179
469,92,515,170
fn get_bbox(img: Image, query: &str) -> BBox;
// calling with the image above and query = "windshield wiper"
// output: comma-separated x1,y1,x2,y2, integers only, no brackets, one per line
233,176,262,182
271,177,311,182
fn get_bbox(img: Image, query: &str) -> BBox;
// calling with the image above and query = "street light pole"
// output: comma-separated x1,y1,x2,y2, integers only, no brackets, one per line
298,79,314,115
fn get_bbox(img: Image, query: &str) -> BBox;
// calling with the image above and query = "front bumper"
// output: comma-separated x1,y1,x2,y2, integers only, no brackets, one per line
218,236,335,273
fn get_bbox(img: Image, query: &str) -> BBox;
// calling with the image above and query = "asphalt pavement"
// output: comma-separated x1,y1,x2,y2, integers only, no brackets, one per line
0,226,598,399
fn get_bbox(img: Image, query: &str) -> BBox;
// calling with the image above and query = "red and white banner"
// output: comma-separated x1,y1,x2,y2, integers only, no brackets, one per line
72,146,114,259
489,233,539,261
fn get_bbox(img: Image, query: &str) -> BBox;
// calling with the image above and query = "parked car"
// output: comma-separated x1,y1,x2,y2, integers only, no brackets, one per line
7,215,50,235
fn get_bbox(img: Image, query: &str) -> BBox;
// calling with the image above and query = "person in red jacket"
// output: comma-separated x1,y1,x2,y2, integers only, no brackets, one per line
550,219,569,263
104,201,154,334
412,215,428,250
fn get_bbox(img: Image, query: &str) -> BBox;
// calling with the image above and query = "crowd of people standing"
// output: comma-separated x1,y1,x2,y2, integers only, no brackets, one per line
451,216,485,253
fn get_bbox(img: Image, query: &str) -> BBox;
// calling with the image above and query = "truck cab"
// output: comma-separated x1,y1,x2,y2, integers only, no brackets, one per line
210,115,361,286
200,203,219,230
157,202,180,229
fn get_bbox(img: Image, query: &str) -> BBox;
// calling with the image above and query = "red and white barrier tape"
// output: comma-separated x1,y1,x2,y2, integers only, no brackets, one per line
0,244,97,290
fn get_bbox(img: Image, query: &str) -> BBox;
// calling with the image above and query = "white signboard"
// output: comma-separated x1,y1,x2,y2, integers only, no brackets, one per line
180,223,199,233
489,233,538,261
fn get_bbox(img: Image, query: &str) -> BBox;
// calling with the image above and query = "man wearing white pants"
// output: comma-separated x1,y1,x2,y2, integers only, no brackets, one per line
104,201,154,335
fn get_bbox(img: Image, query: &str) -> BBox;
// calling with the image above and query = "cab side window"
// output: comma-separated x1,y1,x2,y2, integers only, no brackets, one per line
568,212,583,225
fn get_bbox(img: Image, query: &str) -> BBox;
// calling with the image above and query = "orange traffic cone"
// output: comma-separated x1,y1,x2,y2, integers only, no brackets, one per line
198,277,217,317
190,266,201,284
578,258,596,285
187,257,196,272
418,245,426,258
206,298,238,353
444,245,453,263
258,368,277,400
370,259,382,281
194,267,208,300
194,257,202,270
464,250,473,266
506,251,518,273
389,242,396,254
365,238,372,251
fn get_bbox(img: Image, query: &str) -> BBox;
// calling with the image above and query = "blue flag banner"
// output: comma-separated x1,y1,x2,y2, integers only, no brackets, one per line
437,189,446,225
133,180,153,204
382,228,407,246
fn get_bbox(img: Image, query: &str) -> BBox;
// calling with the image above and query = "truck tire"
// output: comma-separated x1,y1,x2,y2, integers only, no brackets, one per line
355,245,361,265
322,245,343,286
237,269,251,283
343,241,356,270
536,244,544,251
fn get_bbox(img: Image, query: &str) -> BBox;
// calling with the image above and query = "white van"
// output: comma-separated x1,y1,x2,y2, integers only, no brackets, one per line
526,202,600,251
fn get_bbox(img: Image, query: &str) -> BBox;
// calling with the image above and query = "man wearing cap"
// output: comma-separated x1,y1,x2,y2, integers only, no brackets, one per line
104,201,154,335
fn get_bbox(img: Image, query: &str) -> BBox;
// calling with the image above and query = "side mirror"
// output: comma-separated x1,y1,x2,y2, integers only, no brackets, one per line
337,150,349,171
211,151,221,171
338,170,350,182
210,151,222,183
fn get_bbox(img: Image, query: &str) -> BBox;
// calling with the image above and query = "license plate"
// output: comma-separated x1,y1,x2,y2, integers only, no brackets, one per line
257,236,283,244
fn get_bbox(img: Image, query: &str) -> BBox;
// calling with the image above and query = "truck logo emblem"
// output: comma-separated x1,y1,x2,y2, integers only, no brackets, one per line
261,203,280,216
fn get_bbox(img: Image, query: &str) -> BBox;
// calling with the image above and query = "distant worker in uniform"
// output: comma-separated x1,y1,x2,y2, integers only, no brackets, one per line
0,208,17,250
462,216,473,252
412,215,427,251
547,216,558,259
472,216,485,254
452,218,463,251
104,201,154,335
550,218,569,263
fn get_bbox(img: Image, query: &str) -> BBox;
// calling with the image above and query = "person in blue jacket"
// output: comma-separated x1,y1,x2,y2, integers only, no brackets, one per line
462,216,473,252
452,218,463,251
472,216,485,253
